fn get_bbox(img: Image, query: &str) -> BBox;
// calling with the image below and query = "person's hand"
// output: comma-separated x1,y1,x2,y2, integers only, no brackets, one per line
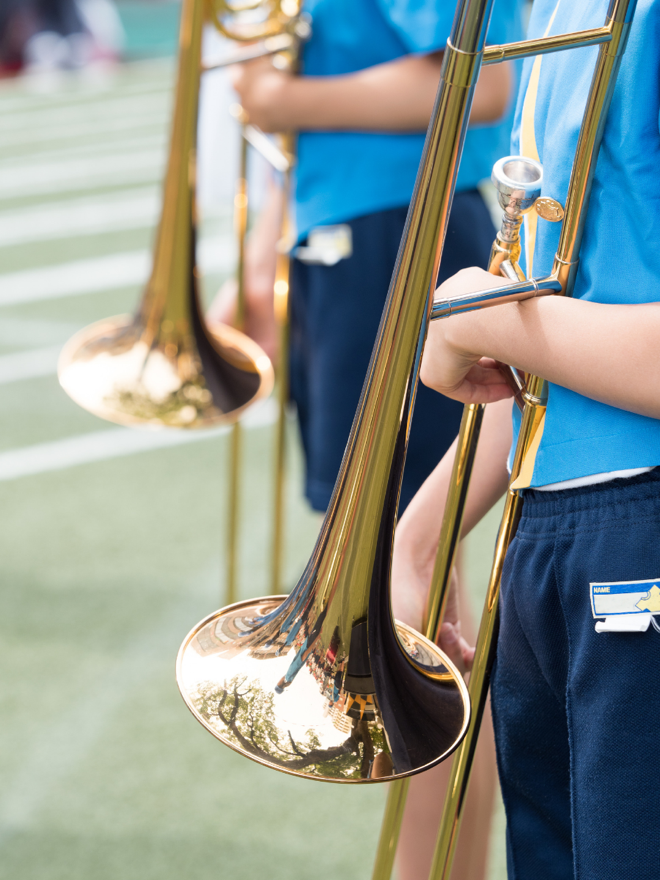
436,568,475,676
421,267,514,405
228,56,293,133
207,275,278,363
391,529,474,676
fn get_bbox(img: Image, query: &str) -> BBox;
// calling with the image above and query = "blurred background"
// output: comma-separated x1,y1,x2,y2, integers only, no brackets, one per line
0,2,507,878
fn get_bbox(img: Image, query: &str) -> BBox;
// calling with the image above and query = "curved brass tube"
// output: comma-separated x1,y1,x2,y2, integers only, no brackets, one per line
176,0,502,783
57,0,284,429
174,0,637,820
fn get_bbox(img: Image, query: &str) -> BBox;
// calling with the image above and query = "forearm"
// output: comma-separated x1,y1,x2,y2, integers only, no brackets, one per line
396,398,512,581
244,180,282,299
443,295,660,419
235,55,511,133
285,58,511,131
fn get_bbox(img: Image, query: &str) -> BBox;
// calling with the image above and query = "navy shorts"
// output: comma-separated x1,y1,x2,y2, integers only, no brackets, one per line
492,468,660,880
289,190,495,513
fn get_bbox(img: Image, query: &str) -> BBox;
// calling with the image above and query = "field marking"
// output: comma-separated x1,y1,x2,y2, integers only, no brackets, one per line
0,346,62,384
0,186,162,247
1,91,170,134
0,148,165,199
0,61,172,114
0,130,163,171
0,235,234,306
0,397,277,482
0,108,168,151
0,318,81,346
0,77,170,118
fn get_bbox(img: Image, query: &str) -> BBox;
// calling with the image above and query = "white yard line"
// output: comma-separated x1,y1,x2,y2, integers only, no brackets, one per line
0,397,277,481
1,92,170,134
0,317,81,346
0,345,62,384
0,131,164,170
0,63,171,115
0,235,234,306
0,148,165,199
0,109,168,151
0,186,159,246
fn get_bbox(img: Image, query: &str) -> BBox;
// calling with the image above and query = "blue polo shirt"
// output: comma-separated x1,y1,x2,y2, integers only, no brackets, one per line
511,0,660,485
294,0,524,239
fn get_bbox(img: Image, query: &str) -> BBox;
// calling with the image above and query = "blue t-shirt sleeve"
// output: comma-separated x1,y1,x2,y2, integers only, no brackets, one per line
485,0,525,46
373,0,455,54
374,0,523,55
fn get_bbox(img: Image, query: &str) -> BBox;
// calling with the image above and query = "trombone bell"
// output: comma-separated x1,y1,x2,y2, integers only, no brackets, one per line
177,592,469,782
58,0,275,429
58,314,273,429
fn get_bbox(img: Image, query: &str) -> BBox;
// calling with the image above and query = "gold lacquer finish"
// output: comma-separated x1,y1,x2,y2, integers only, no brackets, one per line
177,597,469,781
212,1,307,602
58,0,275,429
176,0,636,854
366,0,637,876
370,147,541,880
178,0,503,785
535,196,565,222
425,2,636,879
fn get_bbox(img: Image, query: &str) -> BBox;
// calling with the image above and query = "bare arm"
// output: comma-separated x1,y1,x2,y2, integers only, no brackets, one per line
230,54,512,133
392,398,512,636
421,267,660,419
207,181,283,360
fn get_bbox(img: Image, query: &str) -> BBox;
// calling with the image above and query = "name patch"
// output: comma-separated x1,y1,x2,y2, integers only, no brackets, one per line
590,578,660,633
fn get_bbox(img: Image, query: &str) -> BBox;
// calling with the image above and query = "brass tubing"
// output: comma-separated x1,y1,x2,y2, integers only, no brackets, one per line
203,32,294,70
226,421,242,605
369,149,537,879
428,373,542,880
371,778,411,880
427,3,635,876
270,132,294,596
236,130,249,327
226,129,249,603
141,0,202,341
370,403,483,880
430,274,561,319
424,403,485,640
428,487,522,880
177,0,493,786
482,25,612,65
553,3,634,294
371,392,484,880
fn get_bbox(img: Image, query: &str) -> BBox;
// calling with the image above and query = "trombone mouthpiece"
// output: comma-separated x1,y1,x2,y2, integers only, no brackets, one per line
491,155,543,218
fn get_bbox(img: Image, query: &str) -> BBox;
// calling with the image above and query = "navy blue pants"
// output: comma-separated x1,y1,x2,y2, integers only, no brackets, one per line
492,469,660,880
289,191,495,513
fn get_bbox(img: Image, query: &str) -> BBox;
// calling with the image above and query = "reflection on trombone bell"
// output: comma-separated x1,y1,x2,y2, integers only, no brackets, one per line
177,590,469,782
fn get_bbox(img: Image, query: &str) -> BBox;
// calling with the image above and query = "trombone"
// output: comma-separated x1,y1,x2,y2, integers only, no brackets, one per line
176,0,636,867
57,0,288,430
205,4,310,605
58,0,308,604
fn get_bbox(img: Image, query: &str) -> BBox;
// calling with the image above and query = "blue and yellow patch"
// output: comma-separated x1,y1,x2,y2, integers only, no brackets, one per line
590,579,660,632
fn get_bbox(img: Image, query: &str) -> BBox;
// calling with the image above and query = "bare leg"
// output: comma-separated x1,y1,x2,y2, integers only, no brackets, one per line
396,566,497,880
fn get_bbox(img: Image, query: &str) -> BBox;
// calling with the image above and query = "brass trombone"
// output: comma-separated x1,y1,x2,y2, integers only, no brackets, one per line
176,0,635,866
58,0,308,606
205,3,309,605
56,0,301,429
